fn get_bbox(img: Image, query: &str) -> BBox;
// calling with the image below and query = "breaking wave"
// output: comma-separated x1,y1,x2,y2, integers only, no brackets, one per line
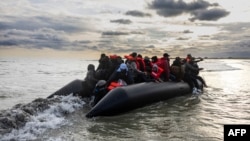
0,94,85,141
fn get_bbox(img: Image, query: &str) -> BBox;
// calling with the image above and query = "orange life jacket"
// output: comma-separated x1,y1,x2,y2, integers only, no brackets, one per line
151,66,164,79
107,79,127,91
107,82,121,91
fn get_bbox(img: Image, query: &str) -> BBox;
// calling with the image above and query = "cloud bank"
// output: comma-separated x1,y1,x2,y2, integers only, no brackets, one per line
0,0,249,58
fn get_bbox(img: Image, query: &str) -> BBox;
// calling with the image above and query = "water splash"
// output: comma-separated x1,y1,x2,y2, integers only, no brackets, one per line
1,94,85,141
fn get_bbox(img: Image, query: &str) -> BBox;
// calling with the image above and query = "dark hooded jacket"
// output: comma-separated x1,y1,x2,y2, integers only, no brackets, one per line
84,64,99,90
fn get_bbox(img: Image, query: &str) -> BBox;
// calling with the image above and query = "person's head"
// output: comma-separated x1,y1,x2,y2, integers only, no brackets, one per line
117,63,128,74
101,56,109,62
187,54,192,58
100,53,106,58
137,54,142,58
131,52,137,58
144,56,150,60
87,64,95,71
163,53,170,58
175,57,181,61
116,56,123,63
94,80,107,93
151,56,158,63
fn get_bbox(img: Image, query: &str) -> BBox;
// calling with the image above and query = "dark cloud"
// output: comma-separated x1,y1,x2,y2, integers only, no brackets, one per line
102,31,144,36
183,30,193,33
148,0,213,16
0,29,68,49
102,31,129,36
190,8,230,21
148,0,229,21
74,40,92,44
176,37,189,40
110,19,132,24
0,16,90,33
125,10,152,17
0,28,93,50
0,15,96,50
146,45,155,48
131,31,145,34
0,40,18,46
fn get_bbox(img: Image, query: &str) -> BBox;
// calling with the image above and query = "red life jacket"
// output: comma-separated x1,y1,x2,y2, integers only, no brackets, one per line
136,57,146,72
124,55,135,61
110,54,118,59
107,82,121,91
151,66,164,80
156,57,170,81
107,79,127,91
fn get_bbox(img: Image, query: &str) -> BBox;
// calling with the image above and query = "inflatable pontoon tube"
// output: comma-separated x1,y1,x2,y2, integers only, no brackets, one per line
86,81,201,118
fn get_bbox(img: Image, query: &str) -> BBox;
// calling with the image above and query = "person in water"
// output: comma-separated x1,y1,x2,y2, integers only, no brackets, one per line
189,57,207,87
186,53,203,63
183,59,202,94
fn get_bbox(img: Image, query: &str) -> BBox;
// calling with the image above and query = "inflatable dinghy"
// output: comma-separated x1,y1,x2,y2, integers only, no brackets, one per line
86,80,202,118
47,79,203,118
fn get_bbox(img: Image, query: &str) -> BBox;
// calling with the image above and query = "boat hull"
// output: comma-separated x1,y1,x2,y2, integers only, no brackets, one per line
86,81,199,118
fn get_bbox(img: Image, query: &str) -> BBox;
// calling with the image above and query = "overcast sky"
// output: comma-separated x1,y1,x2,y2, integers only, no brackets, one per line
0,0,250,58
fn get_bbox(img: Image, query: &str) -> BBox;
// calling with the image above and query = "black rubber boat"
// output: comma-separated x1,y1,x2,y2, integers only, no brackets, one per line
47,79,203,118
47,79,86,98
85,80,203,118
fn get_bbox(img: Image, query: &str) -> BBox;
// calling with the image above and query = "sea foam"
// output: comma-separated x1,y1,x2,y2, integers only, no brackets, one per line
1,94,85,141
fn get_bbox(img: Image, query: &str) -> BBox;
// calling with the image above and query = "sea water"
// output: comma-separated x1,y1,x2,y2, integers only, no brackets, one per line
0,57,249,141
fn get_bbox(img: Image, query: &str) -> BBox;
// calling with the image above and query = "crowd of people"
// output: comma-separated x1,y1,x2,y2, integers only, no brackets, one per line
83,52,207,106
